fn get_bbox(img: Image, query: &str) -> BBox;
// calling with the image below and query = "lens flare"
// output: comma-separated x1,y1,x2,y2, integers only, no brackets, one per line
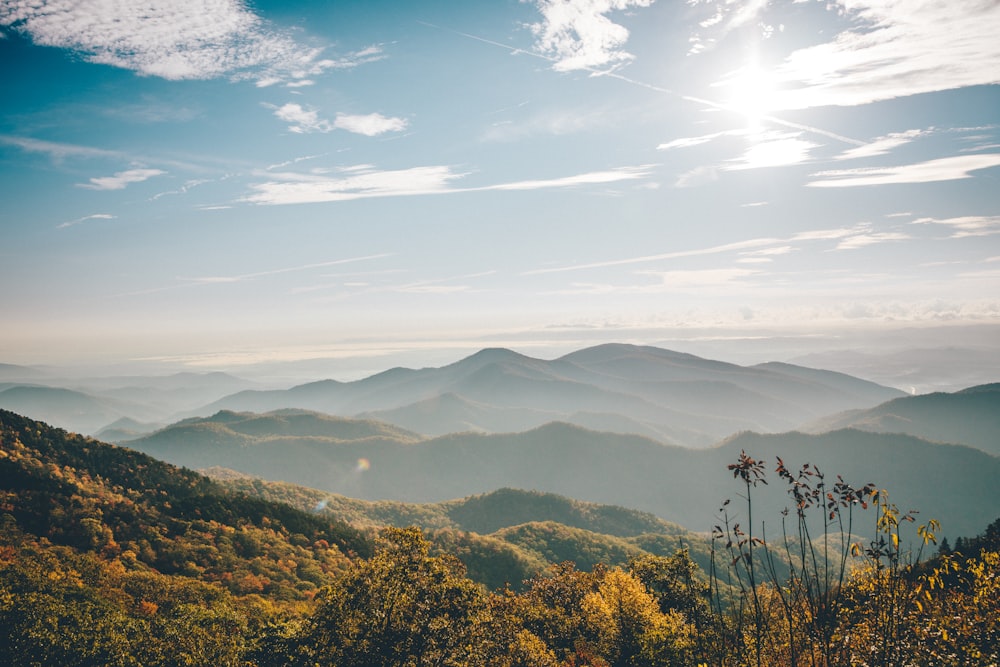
356,458,371,472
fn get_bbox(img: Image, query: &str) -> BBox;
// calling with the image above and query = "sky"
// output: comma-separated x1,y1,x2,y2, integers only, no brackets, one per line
2,0,999,380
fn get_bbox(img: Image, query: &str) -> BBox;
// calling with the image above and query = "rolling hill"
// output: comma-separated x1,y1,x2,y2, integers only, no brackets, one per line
127,410,1000,539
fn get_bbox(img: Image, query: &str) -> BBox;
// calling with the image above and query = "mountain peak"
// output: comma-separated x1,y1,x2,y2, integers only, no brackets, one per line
449,347,537,369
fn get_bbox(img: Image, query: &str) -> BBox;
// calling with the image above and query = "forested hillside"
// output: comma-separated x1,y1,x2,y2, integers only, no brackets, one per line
3,409,999,666
130,410,1000,539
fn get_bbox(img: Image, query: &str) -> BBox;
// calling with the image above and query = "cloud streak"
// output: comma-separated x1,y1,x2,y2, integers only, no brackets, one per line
912,215,1000,238
80,168,166,190
525,222,911,274
245,164,653,205
57,213,115,229
807,154,1000,187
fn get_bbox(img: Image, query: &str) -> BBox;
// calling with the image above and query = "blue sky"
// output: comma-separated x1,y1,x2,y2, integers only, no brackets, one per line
2,0,999,378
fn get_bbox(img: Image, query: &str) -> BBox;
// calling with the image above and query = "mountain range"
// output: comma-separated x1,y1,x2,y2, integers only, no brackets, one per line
191,344,904,447
804,383,1000,456
125,392,1000,539
0,345,906,443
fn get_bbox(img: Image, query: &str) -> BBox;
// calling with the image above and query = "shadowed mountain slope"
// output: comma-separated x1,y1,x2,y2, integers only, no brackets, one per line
128,411,1000,540
803,383,1000,456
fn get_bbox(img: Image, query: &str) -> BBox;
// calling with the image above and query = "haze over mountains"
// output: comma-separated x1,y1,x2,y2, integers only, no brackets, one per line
181,344,904,447
125,405,1000,539
2,341,998,541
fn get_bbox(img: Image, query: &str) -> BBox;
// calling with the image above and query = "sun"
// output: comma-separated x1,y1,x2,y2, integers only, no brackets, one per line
722,63,779,131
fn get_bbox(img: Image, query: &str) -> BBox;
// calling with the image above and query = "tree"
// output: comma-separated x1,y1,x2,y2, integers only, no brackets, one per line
295,527,487,667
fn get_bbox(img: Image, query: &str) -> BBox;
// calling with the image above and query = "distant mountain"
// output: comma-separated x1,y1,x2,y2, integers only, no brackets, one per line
195,343,904,446
0,363,47,381
790,346,1000,394
92,416,164,442
803,383,1000,456
0,371,260,435
0,385,159,435
128,410,1000,539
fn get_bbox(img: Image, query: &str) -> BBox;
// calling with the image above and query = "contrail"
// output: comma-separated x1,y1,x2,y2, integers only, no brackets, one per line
416,20,865,147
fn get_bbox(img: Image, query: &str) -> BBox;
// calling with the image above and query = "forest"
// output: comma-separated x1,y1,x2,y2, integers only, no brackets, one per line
2,408,998,666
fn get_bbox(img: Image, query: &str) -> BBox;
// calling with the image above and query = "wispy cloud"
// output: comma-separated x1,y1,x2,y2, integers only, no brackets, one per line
181,254,393,285
657,129,744,151
271,103,408,136
690,1,1000,108
245,165,466,205
0,135,122,162
835,129,928,160
0,0,380,83
245,164,653,205
150,179,209,200
726,133,819,170
912,215,1000,238
774,0,1000,108
79,168,165,191
639,267,760,288
674,165,718,188
687,0,771,55
485,165,652,191
808,154,1000,187
391,271,497,295
57,213,115,229
526,223,910,275
527,0,653,73
834,231,910,250
524,237,782,275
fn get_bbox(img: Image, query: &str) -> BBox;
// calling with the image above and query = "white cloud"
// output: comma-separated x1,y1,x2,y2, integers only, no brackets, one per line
912,215,1000,238
835,129,927,160
835,231,910,250
640,268,759,288
273,103,332,133
334,113,409,137
182,254,393,285
57,213,115,229
272,104,407,136
527,0,654,72
657,128,744,151
245,164,652,205
808,154,1000,187
485,165,652,191
771,0,1000,108
524,237,782,275
246,165,463,205
0,135,122,162
691,1,1000,108
79,168,165,190
726,134,819,170
674,165,719,188
0,0,382,82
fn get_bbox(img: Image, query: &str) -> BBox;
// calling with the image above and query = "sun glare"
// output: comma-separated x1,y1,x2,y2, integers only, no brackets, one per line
723,64,778,131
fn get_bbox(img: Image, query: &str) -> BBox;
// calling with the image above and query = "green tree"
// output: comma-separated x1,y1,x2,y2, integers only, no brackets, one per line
295,527,486,667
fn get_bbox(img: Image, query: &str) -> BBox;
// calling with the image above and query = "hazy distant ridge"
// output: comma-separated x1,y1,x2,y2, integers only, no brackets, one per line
194,344,904,447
